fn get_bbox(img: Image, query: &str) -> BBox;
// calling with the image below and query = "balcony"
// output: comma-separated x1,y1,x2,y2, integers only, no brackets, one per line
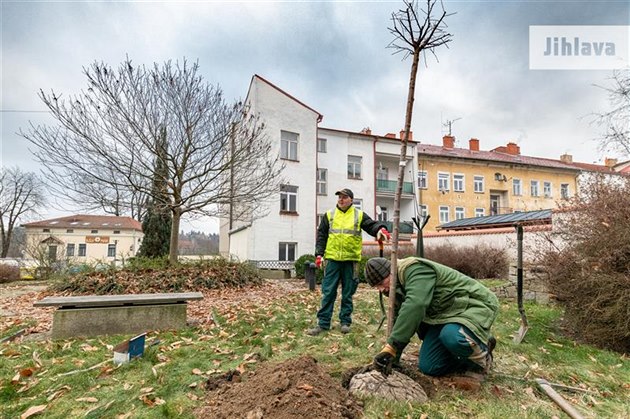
489,206,513,216
380,221,415,234
376,179,415,195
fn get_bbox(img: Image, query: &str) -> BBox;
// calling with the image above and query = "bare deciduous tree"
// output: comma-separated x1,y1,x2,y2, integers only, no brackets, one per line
387,0,453,334
22,58,284,263
594,70,630,158
0,167,45,258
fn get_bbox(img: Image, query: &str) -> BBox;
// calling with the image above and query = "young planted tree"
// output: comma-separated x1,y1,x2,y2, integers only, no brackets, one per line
0,167,45,258
386,0,453,333
23,58,284,263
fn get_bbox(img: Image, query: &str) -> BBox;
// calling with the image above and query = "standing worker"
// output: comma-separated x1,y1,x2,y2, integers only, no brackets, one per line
364,257,498,376
307,188,390,336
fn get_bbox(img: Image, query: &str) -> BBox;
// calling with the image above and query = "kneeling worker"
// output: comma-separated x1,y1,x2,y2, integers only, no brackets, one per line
364,257,498,376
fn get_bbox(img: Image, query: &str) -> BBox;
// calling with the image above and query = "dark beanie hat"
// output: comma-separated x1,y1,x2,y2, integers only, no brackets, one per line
365,257,391,286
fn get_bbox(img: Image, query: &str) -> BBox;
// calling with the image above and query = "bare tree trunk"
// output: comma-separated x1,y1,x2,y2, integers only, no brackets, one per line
169,208,181,264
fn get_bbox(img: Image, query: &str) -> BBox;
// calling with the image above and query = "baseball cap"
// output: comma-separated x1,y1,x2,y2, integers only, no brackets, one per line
335,188,354,199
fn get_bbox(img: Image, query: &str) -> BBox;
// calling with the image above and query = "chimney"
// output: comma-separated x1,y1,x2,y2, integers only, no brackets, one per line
360,127,372,135
560,153,573,163
469,138,479,151
506,142,520,155
605,157,618,168
385,133,397,139
399,130,413,141
442,135,455,149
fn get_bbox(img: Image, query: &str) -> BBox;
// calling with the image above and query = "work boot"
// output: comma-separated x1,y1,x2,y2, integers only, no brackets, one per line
306,326,327,336
340,324,351,334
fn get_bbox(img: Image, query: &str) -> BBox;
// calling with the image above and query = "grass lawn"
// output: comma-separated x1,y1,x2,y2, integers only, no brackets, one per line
1,282,629,418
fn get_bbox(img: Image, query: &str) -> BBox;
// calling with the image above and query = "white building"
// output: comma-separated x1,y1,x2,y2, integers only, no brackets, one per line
220,75,418,263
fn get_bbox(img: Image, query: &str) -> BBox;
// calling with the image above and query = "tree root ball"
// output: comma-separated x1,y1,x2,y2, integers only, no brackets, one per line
348,370,429,403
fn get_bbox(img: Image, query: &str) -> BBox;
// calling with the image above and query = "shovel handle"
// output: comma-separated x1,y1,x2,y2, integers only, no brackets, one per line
378,239,384,257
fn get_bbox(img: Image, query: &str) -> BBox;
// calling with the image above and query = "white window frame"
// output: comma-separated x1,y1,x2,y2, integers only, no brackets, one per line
280,185,298,212
420,204,428,218
78,243,86,257
352,199,363,211
439,205,449,223
455,207,465,220
316,168,327,195
475,208,485,217
560,183,570,199
377,206,388,222
512,178,522,196
278,242,297,261
530,180,540,197
280,130,298,161
453,174,465,192
543,181,552,198
66,243,75,257
317,137,327,153
473,175,484,193
107,244,116,258
347,155,362,179
438,172,450,192
418,171,428,189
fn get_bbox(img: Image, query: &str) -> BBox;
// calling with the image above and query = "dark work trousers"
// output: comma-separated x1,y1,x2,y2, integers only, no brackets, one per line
418,323,489,376
316,260,358,330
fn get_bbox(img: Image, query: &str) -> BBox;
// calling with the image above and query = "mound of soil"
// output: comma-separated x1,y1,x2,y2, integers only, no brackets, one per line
197,356,363,419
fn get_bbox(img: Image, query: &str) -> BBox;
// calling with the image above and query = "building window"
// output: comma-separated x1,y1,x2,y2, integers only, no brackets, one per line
377,206,388,222
438,172,450,192
113,230,120,234
78,243,86,257
347,155,362,179
475,208,485,217
530,180,539,197
278,242,297,261
66,243,75,257
107,244,116,258
43,228,50,233
455,207,465,220
453,174,465,192
439,206,449,223
560,183,570,199
420,205,428,218
91,229,98,234
418,171,428,189
473,176,484,193
280,130,298,161
317,213,325,227
316,169,327,195
543,181,552,198
512,178,522,196
317,138,327,153
280,185,298,212
352,199,362,211
66,229,74,233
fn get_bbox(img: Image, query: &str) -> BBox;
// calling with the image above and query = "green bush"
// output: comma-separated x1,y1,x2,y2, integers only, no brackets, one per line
125,255,171,271
294,254,324,283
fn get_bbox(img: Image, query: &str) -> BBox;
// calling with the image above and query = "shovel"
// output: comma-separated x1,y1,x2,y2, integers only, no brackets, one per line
513,224,529,343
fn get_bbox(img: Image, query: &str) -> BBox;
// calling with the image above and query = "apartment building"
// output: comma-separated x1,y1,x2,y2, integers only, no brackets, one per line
219,75,418,262
417,136,582,232
22,214,143,265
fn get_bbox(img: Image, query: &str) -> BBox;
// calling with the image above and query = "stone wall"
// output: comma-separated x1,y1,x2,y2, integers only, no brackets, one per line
491,264,551,304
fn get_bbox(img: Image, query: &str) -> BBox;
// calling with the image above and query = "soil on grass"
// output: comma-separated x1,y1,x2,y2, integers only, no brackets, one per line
197,356,364,419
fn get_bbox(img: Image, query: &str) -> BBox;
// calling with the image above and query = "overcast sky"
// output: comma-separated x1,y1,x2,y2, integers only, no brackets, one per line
2,0,629,232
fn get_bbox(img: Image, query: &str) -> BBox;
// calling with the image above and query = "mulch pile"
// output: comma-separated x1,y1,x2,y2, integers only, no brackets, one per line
197,356,363,419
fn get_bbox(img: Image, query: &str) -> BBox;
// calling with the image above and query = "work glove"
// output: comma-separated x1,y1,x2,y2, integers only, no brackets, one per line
315,255,323,269
376,227,391,242
372,344,397,376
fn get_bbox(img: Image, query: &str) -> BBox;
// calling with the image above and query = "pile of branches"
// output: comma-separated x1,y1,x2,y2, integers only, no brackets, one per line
52,258,263,295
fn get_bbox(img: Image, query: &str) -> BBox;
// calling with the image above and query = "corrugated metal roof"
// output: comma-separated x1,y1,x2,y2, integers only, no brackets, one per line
437,209,552,231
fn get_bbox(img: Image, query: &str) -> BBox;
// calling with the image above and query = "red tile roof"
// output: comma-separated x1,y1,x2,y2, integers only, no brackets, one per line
22,215,143,232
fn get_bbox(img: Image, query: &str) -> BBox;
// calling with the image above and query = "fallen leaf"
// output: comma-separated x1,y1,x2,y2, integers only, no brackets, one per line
186,392,199,401
297,384,314,391
123,383,133,390
32,351,42,368
20,367,37,377
154,397,166,405
588,355,597,363
140,387,154,394
12,372,21,384
20,404,47,418
152,367,157,377
189,382,198,388
192,368,203,375
75,397,98,403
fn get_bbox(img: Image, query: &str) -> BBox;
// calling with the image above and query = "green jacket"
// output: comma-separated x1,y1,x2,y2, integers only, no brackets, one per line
387,257,499,347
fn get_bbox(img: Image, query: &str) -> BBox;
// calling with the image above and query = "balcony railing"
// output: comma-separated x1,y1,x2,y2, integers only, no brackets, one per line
489,206,513,216
380,221,415,234
376,179,415,194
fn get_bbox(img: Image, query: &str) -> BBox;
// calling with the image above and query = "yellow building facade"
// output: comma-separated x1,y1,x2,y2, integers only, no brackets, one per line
417,136,583,232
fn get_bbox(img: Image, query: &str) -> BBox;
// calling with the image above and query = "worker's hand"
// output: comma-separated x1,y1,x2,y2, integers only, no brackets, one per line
372,344,396,376
315,255,323,269
377,228,391,242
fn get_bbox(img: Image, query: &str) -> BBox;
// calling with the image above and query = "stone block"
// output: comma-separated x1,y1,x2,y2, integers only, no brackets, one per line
52,303,187,339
